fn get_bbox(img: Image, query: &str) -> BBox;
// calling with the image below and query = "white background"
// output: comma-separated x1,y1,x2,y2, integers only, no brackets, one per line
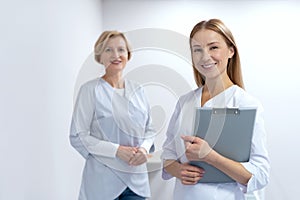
1,0,299,199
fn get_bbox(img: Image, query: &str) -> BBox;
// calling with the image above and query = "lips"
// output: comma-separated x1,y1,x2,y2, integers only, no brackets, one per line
111,60,122,64
202,63,216,69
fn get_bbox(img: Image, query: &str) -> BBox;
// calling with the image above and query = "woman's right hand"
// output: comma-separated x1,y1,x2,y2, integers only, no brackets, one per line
164,160,205,185
116,145,138,164
180,162,205,185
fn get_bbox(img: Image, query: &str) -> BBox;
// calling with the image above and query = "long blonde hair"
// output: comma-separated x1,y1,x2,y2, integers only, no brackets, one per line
189,19,244,89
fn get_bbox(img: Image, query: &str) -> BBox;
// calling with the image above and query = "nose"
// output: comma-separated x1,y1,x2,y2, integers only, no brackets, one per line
201,49,211,61
111,49,119,58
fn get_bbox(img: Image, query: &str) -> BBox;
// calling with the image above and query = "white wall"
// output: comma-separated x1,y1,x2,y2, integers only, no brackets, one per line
102,0,300,200
0,0,102,199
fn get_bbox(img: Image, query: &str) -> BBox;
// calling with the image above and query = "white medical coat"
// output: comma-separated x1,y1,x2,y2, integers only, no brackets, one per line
70,78,155,200
161,85,270,200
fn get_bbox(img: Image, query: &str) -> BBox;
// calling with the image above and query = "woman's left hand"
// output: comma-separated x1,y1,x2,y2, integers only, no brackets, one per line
181,135,212,161
129,147,148,166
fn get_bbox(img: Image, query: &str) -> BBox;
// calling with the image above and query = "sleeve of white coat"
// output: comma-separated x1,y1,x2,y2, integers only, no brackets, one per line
140,112,156,153
69,82,119,159
161,100,181,180
140,88,156,153
239,103,270,193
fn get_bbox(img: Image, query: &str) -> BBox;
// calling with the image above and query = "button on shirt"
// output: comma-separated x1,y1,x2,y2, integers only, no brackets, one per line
70,78,156,200
161,85,270,200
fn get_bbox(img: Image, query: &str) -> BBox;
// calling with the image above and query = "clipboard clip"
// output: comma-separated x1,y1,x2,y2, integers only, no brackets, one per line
212,108,240,115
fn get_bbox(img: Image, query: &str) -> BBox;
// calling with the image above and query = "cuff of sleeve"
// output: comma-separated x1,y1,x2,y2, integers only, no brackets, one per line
241,162,269,193
141,140,154,153
160,157,178,180
237,178,250,193
162,167,174,180
241,162,257,193
111,143,120,157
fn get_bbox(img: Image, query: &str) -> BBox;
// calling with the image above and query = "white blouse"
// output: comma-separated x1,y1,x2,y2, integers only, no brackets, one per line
70,78,155,200
161,85,270,200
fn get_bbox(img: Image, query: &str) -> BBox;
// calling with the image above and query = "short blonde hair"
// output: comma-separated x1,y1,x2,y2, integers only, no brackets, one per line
94,31,132,64
190,19,244,89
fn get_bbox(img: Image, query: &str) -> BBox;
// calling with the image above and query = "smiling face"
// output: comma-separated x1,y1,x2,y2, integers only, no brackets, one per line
191,29,234,81
100,36,128,74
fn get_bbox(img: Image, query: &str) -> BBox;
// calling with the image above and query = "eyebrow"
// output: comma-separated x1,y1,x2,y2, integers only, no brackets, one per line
105,45,126,49
192,41,220,48
192,44,202,48
208,41,220,46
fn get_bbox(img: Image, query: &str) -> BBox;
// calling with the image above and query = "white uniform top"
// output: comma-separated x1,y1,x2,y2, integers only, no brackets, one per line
161,85,270,200
70,78,155,200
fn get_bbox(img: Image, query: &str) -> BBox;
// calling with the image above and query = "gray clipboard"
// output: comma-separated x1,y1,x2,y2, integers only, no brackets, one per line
190,107,256,183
